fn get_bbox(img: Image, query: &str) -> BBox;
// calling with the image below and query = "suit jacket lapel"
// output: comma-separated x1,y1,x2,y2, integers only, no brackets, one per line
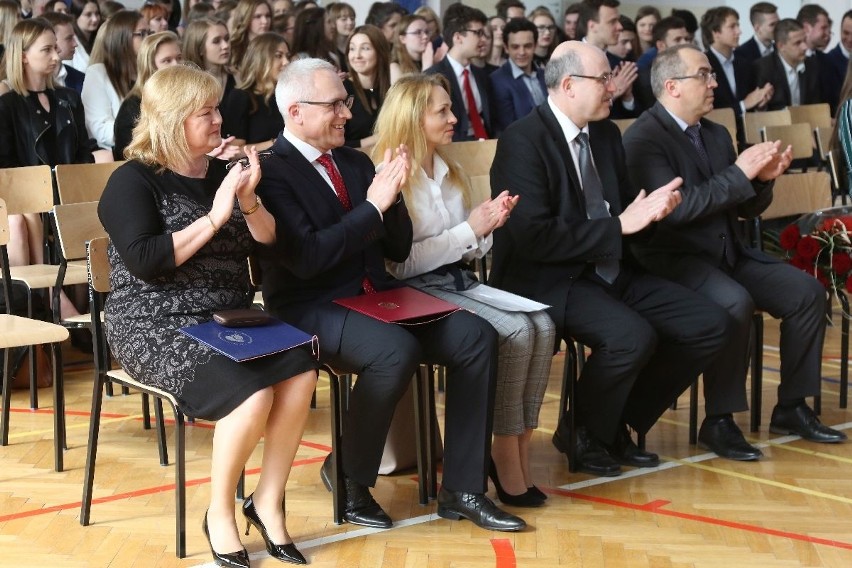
588,121,621,214
537,104,585,214
271,136,349,217
772,54,792,106
649,103,712,178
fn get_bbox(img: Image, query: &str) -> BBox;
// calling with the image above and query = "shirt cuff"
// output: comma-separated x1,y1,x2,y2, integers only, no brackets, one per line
453,222,480,253
366,198,383,221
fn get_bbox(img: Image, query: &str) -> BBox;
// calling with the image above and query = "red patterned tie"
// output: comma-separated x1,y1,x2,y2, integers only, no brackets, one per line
316,153,377,294
462,68,488,140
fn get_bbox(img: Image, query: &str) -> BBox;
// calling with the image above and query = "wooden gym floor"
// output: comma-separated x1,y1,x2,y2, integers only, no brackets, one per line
2,312,852,568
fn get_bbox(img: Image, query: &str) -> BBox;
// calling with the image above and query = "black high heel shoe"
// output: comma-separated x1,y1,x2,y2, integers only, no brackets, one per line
242,494,307,565
488,459,544,508
527,485,548,501
202,511,251,568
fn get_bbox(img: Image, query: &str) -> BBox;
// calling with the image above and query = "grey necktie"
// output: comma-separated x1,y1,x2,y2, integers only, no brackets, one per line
575,132,619,283
685,125,711,171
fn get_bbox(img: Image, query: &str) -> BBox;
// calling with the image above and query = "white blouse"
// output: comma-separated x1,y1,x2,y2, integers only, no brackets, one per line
387,154,491,280
81,63,122,150
69,38,90,72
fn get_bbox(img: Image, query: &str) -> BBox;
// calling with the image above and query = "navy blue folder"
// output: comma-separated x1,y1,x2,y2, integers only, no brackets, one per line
179,319,316,362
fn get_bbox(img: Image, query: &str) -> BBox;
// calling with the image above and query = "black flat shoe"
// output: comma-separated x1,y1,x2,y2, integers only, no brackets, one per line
698,415,763,461
437,488,526,532
202,511,250,568
605,425,660,468
320,454,393,528
488,459,543,508
242,494,306,565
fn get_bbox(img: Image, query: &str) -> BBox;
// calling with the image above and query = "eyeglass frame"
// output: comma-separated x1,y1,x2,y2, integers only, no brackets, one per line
298,95,355,115
404,29,430,36
461,28,487,38
669,70,717,84
536,24,557,32
225,149,276,171
568,72,614,86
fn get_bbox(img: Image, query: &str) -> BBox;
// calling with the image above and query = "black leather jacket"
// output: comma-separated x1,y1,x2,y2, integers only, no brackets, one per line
0,87,95,167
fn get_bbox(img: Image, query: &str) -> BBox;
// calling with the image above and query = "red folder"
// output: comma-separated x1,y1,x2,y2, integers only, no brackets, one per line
334,286,460,324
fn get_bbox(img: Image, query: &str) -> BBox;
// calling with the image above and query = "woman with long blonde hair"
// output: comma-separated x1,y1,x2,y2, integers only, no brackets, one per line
183,17,235,99
228,0,271,69
113,31,183,160
373,74,555,508
221,31,289,149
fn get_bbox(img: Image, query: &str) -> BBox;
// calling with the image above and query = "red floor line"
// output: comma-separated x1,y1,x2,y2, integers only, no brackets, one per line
548,488,852,551
0,456,327,523
490,538,516,568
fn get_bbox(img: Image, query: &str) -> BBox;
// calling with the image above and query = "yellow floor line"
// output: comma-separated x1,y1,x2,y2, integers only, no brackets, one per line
664,456,852,505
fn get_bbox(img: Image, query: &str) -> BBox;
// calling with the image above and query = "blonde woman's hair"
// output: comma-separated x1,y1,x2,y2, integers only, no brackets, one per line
0,0,20,48
372,73,472,219
129,31,181,99
125,64,222,170
235,31,287,110
182,16,228,70
4,19,56,96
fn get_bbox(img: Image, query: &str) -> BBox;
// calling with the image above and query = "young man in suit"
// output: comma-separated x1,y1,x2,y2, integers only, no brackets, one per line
576,0,638,118
490,40,730,477
734,2,778,67
622,44,845,461
42,12,85,95
700,7,772,148
754,19,821,110
424,4,493,141
635,16,691,109
797,4,838,112
825,11,852,102
489,18,547,135
257,58,525,533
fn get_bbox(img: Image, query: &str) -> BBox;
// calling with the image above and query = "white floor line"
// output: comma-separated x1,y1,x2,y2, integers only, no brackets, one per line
193,420,852,567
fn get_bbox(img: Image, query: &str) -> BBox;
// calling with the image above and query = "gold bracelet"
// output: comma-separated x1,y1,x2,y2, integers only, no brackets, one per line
206,213,219,235
241,195,262,215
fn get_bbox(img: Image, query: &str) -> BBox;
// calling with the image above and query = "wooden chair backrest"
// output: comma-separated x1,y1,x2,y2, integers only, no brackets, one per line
612,118,635,135
761,123,815,160
0,165,54,215
705,107,738,144
442,139,498,206
744,109,791,144
53,201,108,261
788,103,832,130
814,126,832,159
54,161,123,204
87,237,111,293
762,171,832,220
0,198,9,247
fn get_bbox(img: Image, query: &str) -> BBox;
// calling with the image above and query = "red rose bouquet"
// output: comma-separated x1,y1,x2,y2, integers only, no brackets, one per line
780,215,852,296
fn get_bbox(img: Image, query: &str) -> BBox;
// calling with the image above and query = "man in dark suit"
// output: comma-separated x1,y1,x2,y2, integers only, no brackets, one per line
825,11,852,102
635,16,690,109
576,0,638,118
490,41,729,477
754,19,821,111
424,4,493,141
700,7,772,148
623,45,845,461
734,2,778,67
490,18,547,135
257,58,525,532
43,11,85,95
797,5,838,112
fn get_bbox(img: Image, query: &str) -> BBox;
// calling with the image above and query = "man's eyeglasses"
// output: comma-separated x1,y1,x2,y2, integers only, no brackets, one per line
462,28,487,38
225,149,276,171
670,70,717,85
298,95,354,115
569,72,614,86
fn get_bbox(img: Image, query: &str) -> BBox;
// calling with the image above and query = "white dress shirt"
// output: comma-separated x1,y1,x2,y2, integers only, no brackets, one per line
386,153,490,280
780,56,805,106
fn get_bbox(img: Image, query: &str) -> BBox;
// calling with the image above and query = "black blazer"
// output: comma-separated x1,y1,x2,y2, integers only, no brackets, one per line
753,52,821,110
621,102,774,266
256,134,413,349
64,64,85,94
489,103,626,330
733,37,766,67
706,49,754,116
424,57,493,140
488,61,547,135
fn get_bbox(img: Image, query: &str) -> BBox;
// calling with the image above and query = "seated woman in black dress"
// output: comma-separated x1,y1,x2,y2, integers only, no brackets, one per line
98,64,318,568
113,31,184,160
343,24,390,149
221,32,289,151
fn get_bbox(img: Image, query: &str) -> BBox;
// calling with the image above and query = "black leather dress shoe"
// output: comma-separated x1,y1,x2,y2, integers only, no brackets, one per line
770,403,848,443
553,422,621,477
320,454,392,529
605,426,660,468
698,415,763,461
436,488,526,532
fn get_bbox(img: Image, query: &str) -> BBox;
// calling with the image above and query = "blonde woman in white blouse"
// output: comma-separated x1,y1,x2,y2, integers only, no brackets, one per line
374,73,555,508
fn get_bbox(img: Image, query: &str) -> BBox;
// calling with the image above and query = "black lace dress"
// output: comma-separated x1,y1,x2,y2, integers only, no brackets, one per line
98,159,317,420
